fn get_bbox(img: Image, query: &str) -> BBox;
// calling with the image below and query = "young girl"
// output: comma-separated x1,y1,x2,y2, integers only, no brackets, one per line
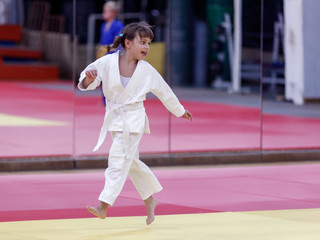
78,22,192,225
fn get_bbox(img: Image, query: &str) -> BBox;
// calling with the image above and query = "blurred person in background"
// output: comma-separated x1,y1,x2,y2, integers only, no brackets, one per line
96,1,124,59
97,1,124,105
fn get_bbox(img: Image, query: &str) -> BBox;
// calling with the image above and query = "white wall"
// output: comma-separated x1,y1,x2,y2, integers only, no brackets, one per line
302,0,320,99
284,0,304,105
285,0,320,104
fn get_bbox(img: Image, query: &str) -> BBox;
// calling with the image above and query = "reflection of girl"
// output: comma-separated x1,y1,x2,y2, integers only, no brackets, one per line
78,22,192,225
96,1,124,59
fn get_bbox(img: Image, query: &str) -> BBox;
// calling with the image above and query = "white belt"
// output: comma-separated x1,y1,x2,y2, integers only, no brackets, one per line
93,100,144,160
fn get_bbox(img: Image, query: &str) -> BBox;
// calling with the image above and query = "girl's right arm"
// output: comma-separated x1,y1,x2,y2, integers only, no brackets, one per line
78,59,104,91
82,69,98,89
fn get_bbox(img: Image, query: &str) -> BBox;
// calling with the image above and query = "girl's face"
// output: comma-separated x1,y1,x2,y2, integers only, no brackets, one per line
125,35,151,60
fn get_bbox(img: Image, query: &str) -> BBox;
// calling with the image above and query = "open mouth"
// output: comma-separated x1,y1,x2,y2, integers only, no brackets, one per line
141,51,148,57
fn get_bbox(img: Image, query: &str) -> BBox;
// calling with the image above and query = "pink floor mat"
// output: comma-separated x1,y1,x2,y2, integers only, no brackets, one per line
1,163,320,222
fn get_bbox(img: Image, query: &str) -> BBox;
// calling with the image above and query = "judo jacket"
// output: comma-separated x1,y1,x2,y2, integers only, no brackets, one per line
78,50,185,153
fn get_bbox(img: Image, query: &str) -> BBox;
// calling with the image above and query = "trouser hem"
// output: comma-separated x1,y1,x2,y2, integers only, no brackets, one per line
142,186,163,201
98,197,113,206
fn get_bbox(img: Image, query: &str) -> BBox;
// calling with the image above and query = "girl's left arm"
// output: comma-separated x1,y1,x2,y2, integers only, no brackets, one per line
182,110,193,121
150,69,192,121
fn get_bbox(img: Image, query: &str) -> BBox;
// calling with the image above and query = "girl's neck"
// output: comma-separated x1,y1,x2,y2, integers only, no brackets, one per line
119,52,138,78
121,51,138,65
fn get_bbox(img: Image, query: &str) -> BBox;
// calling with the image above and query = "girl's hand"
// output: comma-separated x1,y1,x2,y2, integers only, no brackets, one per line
83,69,98,88
182,110,193,121
85,69,98,82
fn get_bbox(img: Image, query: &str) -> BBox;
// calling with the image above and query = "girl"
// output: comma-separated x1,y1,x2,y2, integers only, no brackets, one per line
78,22,192,225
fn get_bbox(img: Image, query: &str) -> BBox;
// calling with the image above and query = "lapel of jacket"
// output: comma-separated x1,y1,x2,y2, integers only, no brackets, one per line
116,57,143,104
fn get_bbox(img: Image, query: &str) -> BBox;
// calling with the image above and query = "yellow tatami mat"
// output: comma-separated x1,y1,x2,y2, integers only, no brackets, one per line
0,113,66,126
1,209,320,240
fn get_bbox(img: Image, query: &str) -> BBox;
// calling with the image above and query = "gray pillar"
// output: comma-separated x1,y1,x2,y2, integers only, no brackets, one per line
170,0,193,86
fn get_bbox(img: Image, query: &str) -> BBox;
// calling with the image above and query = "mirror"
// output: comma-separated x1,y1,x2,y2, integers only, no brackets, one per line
73,0,170,166
0,0,74,168
73,0,263,165
0,0,268,169
261,0,320,156
170,0,262,162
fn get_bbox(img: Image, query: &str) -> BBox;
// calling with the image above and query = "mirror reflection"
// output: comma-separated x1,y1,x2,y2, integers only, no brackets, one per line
0,0,74,159
0,0,267,163
74,0,170,159
171,0,261,155
75,0,263,161
261,0,320,151
6,1,319,164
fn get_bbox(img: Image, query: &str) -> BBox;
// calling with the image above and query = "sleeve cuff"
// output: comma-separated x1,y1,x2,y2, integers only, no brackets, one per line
78,77,99,91
174,105,186,117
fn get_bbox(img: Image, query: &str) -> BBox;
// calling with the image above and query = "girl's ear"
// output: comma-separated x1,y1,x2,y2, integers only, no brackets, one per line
124,39,132,49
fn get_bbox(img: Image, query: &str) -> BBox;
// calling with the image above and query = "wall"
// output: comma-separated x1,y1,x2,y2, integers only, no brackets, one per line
285,0,320,104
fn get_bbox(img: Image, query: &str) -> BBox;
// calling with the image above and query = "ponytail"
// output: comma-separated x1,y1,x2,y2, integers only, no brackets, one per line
106,35,124,54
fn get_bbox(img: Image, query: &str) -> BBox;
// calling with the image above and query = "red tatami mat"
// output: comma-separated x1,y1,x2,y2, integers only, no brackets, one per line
1,163,320,222
0,82,319,158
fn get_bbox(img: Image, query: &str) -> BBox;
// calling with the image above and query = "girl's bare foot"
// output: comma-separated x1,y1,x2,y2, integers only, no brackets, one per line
87,201,108,219
144,196,157,225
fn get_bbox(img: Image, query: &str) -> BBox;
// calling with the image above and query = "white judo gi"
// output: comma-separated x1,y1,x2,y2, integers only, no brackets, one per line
78,50,185,206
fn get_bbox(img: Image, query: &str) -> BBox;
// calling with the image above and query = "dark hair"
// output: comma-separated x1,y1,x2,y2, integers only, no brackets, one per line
106,21,154,54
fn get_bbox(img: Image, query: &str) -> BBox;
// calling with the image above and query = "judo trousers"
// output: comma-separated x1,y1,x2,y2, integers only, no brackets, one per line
99,131,163,206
